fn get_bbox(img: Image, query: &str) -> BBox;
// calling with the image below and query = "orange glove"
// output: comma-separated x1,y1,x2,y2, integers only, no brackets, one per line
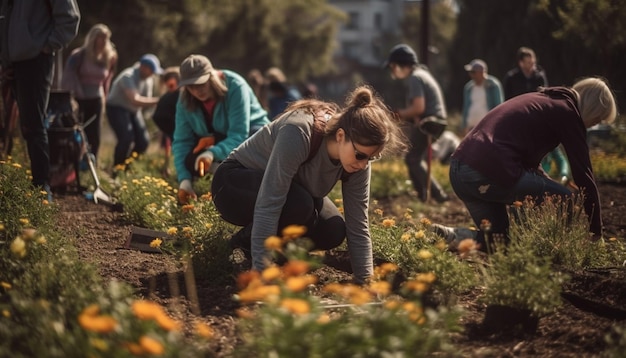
178,179,197,204
193,136,215,154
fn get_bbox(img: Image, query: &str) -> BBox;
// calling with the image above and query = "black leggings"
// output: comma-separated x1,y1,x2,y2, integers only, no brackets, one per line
211,160,346,250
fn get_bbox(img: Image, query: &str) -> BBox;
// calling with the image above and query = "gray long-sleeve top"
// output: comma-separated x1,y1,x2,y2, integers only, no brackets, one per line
228,109,373,282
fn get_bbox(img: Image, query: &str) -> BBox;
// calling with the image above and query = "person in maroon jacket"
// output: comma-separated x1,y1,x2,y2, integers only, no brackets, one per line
441,77,616,250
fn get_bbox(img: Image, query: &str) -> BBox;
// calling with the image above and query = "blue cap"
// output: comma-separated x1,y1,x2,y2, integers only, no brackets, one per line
139,53,163,74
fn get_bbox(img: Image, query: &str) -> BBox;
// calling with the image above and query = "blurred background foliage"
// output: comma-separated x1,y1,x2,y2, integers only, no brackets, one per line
72,0,625,114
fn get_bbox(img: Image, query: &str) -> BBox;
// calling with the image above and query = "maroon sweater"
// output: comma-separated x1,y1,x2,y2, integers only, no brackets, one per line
452,87,601,234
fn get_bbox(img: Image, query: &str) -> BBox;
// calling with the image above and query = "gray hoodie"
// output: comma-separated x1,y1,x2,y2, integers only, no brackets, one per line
0,0,80,65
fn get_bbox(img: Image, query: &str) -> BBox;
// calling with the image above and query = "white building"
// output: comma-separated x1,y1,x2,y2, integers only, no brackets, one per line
329,0,404,67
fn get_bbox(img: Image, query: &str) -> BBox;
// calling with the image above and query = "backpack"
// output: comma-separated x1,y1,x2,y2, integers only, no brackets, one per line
46,90,88,191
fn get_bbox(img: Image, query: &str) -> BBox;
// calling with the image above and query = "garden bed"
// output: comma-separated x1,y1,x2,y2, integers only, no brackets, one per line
55,182,626,357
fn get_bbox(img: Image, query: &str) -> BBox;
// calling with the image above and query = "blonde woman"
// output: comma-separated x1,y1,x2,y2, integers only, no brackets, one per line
62,23,117,161
444,77,617,249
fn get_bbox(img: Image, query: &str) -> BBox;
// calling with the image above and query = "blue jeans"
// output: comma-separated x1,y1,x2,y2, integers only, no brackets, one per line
449,158,572,247
105,104,149,166
11,52,54,187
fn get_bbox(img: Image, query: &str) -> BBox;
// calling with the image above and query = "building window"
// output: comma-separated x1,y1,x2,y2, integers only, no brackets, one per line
346,12,359,30
374,12,382,30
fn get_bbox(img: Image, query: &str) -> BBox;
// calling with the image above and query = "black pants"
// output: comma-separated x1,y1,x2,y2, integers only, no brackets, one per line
11,52,54,187
77,97,103,160
211,160,346,250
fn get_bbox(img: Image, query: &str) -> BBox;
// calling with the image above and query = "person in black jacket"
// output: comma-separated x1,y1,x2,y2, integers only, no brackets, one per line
502,47,548,100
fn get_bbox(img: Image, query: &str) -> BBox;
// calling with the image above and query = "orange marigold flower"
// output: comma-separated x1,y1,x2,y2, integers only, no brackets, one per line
81,304,100,317
182,204,195,213
382,218,396,227
200,192,213,201
374,262,398,278
420,218,432,226
368,281,391,296
261,266,282,282
78,314,118,333
317,313,331,324
457,238,479,254
264,236,283,251
280,298,311,315
236,270,261,289
237,284,281,303
139,335,164,355
150,238,163,248
285,275,317,292
124,342,145,355
195,321,214,338
155,311,181,331
282,260,310,277
281,225,307,240
404,280,429,294
131,300,164,320
236,308,256,319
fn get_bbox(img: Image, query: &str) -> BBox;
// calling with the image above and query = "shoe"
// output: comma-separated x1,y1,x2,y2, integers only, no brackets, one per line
431,223,477,249
229,225,253,260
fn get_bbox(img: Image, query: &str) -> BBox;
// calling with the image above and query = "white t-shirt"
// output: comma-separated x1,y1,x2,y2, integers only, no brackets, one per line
467,85,489,128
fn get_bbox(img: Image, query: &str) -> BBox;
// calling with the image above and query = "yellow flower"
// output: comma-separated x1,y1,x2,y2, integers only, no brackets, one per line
457,238,479,254
11,163,21,168
42,199,49,205
200,193,213,201
261,266,282,282
374,262,398,277
36,236,47,245
374,208,383,216
1,282,11,290
404,280,429,294
415,272,436,284
89,338,109,352
420,218,431,226
139,335,164,355
414,230,425,240
0,223,4,231
417,249,433,260
131,152,139,158
124,342,145,355
401,233,411,242
19,218,29,225
282,225,307,240
182,226,193,233
150,238,163,248
264,236,283,251
10,237,26,257
205,223,213,229
167,227,178,235
2,310,10,318
182,204,195,213
195,321,214,338
608,237,617,242
280,298,311,315
382,218,396,227
144,192,151,196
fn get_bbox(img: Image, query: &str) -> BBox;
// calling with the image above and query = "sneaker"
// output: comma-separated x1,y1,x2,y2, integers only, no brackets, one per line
431,223,477,250
229,225,252,259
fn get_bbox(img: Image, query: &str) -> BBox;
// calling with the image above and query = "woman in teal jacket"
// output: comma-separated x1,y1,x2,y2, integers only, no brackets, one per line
173,54,269,203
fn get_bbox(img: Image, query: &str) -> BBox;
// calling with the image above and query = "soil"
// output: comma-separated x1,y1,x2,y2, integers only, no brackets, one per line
54,182,626,357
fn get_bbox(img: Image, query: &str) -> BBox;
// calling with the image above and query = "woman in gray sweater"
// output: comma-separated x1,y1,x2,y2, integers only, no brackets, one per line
211,86,407,283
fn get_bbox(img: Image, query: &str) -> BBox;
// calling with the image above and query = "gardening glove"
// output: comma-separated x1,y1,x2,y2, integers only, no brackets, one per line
178,179,197,204
193,136,215,154
194,150,214,177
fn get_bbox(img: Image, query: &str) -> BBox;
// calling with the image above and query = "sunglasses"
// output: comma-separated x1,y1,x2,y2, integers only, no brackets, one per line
351,141,382,162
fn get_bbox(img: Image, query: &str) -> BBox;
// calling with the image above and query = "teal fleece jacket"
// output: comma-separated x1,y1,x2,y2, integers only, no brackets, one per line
461,75,504,129
173,69,270,182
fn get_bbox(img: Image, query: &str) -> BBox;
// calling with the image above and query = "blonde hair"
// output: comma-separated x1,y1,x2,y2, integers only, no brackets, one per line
572,77,617,125
82,24,116,68
180,70,228,112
